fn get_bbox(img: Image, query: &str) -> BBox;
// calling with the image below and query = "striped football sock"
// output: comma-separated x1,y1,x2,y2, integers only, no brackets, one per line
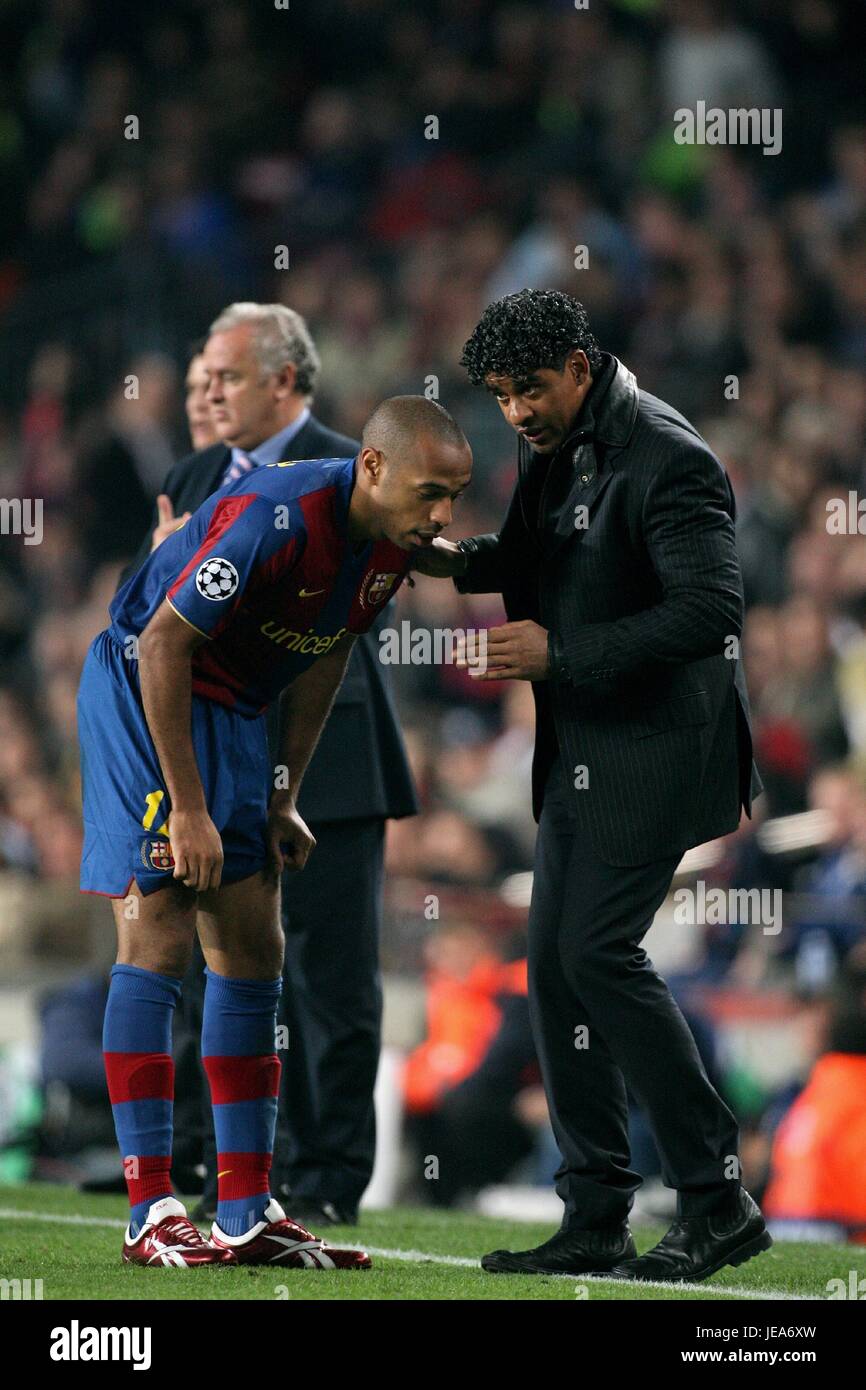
201,967,282,1237
102,963,182,1238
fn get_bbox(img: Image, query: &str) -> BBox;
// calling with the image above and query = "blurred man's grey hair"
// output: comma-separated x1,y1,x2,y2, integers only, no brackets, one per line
209,302,321,397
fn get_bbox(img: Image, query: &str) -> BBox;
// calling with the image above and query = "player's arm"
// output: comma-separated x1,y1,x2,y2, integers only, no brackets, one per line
137,599,224,892
267,632,357,875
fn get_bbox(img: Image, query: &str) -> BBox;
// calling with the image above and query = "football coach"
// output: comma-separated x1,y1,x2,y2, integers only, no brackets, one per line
414,288,770,1283
124,301,417,1226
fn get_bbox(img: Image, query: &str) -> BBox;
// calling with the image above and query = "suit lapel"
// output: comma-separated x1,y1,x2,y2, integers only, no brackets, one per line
288,420,316,460
545,437,614,555
539,355,638,556
201,446,230,497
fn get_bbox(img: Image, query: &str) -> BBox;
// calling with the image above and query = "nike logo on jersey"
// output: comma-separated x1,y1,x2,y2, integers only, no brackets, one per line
298,587,326,597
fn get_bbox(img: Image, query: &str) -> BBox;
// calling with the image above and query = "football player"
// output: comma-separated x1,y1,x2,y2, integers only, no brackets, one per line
77,394,471,1267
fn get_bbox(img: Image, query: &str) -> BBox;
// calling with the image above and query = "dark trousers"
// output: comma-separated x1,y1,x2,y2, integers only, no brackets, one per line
529,755,740,1230
278,816,385,1214
172,817,385,1220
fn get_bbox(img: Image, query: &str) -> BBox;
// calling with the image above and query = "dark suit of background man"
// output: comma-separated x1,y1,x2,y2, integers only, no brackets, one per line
415,289,771,1284
124,302,417,1226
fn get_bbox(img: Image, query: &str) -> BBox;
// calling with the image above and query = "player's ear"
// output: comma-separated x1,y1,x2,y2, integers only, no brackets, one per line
360,446,383,483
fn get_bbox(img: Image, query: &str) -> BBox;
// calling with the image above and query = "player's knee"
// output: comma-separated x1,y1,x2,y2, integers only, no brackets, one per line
114,882,197,978
118,941,193,977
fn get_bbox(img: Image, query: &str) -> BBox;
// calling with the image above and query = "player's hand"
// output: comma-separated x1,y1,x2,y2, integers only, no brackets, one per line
151,494,192,551
168,807,224,891
267,796,316,875
456,619,550,681
409,537,467,579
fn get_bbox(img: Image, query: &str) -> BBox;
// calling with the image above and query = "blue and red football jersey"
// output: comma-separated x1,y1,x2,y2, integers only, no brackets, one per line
109,457,409,716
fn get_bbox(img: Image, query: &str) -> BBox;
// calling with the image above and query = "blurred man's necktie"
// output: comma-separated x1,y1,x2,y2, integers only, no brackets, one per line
222,451,255,486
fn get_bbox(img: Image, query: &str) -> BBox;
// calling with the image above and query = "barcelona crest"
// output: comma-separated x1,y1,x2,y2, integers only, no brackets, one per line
361,570,398,608
140,838,175,872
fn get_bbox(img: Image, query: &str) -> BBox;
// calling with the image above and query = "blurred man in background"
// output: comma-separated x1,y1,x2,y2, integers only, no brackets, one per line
125,302,417,1227
183,343,218,454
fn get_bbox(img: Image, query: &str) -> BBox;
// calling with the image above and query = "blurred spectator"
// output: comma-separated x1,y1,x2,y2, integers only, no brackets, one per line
763,963,866,1244
753,596,849,814
783,766,866,983
184,345,218,452
403,927,537,1204
74,354,180,570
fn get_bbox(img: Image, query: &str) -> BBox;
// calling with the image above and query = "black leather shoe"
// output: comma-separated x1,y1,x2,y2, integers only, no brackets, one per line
607,1188,772,1283
481,1224,636,1275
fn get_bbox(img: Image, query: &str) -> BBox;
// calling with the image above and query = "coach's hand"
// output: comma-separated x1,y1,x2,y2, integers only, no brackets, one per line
409,537,467,579
169,807,224,891
456,619,550,681
151,494,192,551
268,796,316,875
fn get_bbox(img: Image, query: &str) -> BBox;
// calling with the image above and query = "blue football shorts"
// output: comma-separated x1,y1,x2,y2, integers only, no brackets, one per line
77,628,271,897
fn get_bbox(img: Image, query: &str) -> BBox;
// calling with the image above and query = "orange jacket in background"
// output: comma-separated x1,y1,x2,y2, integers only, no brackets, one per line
403,957,528,1115
763,1053,866,1242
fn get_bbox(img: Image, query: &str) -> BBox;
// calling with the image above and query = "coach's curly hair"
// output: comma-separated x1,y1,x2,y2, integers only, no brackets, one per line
460,289,603,384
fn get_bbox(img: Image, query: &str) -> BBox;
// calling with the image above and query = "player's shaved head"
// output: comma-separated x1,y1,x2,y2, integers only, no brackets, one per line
362,395,468,461
351,395,472,551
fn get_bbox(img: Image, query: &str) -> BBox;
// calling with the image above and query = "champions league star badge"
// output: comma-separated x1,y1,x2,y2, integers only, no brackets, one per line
196,557,239,600
141,838,175,872
361,570,398,608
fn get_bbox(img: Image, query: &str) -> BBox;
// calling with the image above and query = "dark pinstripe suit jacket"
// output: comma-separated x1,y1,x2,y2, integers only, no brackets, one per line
457,353,763,867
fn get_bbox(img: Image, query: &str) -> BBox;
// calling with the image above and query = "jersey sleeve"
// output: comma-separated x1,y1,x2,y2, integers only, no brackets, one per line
165,492,302,638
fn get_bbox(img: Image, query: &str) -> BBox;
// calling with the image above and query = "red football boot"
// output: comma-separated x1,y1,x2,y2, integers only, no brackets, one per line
122,1196,237,1267
210,1198,372,1269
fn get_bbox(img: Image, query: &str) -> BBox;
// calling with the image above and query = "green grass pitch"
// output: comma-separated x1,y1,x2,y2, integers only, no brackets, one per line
1,1183,862,1301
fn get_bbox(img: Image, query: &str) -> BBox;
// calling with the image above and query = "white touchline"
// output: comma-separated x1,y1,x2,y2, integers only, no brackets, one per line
0,1208,819,1301
358,1244,816,1300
